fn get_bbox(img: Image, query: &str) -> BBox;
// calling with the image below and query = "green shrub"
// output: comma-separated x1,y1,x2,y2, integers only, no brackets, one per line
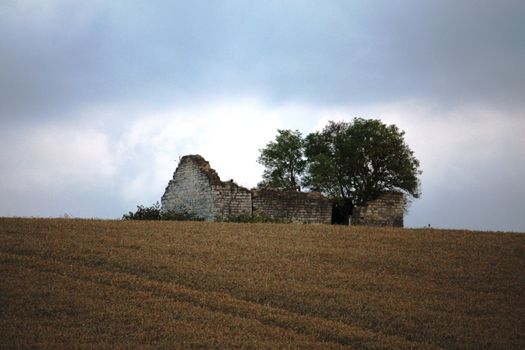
123,202,203,221
123,202,162,220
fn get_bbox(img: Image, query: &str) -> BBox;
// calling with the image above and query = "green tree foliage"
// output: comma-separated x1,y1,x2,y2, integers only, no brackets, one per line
303,119,421,210
257,129,306,191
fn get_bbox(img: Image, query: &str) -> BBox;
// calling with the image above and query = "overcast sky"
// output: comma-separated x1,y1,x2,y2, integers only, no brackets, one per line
1,0,524,231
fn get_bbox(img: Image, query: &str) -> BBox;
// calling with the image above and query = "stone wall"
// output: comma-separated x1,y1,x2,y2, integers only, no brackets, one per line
161,155,332,223
161,155,252,221
351,192,404,227
252,189,332,224
162,155,404,226
212,181,252,221
161,155,216,220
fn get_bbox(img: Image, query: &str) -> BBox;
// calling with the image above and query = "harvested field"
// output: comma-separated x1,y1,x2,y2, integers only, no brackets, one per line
1,218,524,349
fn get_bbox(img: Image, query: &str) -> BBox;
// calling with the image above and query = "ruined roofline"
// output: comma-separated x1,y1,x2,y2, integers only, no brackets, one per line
178,154,222,186
178,154,249,190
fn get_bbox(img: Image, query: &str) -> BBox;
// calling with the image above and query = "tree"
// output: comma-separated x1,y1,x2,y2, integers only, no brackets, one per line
303,119,421,215
258,129,306,191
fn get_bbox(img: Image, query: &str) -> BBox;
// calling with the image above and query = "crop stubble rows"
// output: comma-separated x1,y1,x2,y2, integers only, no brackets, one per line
0,218,524,349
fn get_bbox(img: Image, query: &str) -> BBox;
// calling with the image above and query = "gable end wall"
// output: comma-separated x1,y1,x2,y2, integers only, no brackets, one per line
161,158,215,220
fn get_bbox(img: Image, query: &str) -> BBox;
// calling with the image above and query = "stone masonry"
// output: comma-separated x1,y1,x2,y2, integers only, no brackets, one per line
161,155,330,223
252,189,331,224
161,154,404,226
351,192,404,227
161,155,251,221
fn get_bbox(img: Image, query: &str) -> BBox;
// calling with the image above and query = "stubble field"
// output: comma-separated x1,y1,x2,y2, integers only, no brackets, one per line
0,218,524,349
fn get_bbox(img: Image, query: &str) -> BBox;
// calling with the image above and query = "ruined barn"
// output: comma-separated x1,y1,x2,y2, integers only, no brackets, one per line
161,155,404,226
161,155,331,223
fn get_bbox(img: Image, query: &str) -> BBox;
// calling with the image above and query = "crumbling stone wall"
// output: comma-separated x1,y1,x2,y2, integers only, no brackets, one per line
161,155,251,221
162,155,404,226
252,189,331,224
161,155,215,220
162,155,331,223
351,192,404,227
212,180,252,221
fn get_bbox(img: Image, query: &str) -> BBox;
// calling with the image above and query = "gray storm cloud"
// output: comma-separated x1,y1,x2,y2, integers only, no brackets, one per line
1,0,524,121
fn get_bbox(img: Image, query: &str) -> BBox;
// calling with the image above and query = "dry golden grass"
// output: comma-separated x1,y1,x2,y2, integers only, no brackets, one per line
0,218,524,349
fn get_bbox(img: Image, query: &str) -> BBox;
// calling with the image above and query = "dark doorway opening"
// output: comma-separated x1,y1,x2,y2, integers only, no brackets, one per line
331,202,351,225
